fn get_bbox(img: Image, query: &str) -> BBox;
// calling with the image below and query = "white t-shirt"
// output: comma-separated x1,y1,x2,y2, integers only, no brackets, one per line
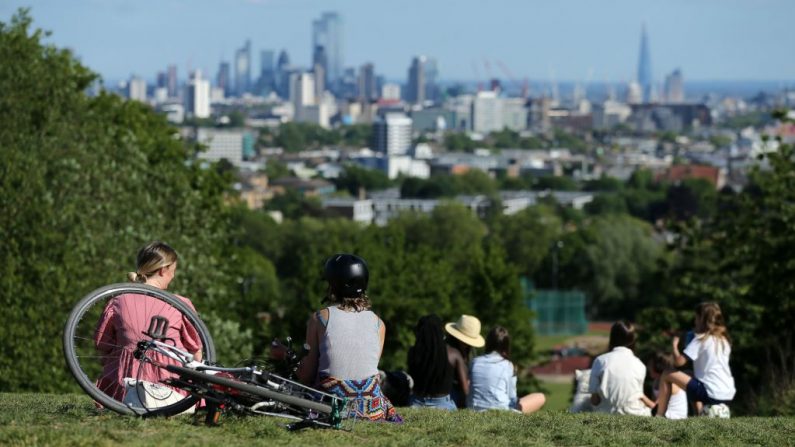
683,335,735,401
588,347,651,416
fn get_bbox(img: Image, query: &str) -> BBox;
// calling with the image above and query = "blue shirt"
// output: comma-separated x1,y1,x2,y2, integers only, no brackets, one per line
468,352,517,411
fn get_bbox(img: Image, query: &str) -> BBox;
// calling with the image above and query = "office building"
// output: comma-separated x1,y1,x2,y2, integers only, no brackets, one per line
167,65,178,98
312,12,343,86
187,70,210,119
127,76,147,102
381,83,401,101
235,40,252,96
424,57,440,103
471,90,502,133
276,50,291,99
664,69,685,103
373,113,412,155
407,56,426,104
358,63,377,101
216,62,231,97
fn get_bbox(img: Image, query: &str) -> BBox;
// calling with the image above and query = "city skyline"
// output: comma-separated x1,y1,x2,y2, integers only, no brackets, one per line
3,0,794,85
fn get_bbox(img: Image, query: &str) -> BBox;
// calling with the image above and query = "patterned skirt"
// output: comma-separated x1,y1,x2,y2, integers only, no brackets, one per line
318,375,403,422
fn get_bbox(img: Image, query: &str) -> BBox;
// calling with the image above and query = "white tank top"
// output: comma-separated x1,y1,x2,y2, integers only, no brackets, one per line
317,306,381,381
666,389,688,419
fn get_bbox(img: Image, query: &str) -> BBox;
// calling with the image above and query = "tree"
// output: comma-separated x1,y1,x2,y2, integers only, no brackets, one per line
0,11,239,391
333,164,392,196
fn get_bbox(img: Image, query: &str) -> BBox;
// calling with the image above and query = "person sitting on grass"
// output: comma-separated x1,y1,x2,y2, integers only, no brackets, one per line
445,314,485,408
407,314,456,410
588,321,651,416
656,302,735,419
647,352,687,419
294,253,401,422
468,326,546,414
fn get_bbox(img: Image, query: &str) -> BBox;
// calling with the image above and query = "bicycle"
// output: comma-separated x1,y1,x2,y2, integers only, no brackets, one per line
63,283,352,429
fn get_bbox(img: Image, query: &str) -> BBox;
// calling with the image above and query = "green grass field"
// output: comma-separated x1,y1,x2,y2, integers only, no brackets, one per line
2,393,793,446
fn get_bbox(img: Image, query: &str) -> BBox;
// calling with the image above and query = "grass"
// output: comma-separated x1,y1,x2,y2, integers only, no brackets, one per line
2,393,794,446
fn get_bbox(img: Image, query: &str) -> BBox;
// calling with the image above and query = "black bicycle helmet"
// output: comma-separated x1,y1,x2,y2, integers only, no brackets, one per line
323,253,369,298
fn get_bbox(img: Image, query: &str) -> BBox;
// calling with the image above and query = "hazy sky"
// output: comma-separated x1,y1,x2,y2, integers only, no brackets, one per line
3,0,794,83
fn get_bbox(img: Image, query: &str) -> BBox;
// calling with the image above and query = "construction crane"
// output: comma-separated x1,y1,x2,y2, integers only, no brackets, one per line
496,59,529,98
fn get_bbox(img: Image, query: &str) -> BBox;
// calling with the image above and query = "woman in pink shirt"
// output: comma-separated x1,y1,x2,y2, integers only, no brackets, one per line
93,241,203,401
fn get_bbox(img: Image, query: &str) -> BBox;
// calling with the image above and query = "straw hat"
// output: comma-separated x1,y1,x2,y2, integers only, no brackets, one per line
445,315,486,348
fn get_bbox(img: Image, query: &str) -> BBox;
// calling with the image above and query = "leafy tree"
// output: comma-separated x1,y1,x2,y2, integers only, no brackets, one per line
444,132,478,152
0,10,239,391
332,164,391,196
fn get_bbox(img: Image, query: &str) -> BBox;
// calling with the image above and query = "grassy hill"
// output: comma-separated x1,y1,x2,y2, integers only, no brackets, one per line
2,393,793,446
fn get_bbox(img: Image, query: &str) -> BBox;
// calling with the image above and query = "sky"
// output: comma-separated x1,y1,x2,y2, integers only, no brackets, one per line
3,0,794,84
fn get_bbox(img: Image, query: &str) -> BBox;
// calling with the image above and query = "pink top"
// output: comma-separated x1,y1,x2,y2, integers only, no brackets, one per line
93,293,202,401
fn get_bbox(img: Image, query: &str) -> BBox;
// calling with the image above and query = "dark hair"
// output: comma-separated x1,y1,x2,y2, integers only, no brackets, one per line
485,326,511,361
608,321,637,351
446,336,472,359
650,351,674,374
408,314,453,396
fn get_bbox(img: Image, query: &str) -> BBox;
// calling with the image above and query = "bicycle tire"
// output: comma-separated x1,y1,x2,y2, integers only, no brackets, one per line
166,364,333,414
63,283,216,417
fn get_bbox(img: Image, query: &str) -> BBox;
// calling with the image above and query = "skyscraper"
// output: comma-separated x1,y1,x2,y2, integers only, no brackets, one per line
276,50,291,99
358,63,377,102
312,45,327,99
216,62,231,97
424,58,440,103
235,40,252,96
257,50,276,96
637,24,653,103
407,56,426,105
167,65,178,99
187,70,210,119
312,12,343,87
664,69,685,103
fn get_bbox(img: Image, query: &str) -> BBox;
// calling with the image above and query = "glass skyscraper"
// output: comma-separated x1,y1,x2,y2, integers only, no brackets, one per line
637,24,652,103
312,12,343,87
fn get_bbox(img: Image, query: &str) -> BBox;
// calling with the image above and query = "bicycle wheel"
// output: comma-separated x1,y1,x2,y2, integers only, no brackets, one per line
63,283,216,416
166,364,333,414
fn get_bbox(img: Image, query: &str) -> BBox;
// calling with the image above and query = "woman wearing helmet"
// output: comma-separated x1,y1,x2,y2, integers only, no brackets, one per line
295,253,400,422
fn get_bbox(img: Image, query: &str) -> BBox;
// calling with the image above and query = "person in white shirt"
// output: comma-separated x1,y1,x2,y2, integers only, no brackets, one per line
588,321,651,416
656,302,735,419
648,352,687,419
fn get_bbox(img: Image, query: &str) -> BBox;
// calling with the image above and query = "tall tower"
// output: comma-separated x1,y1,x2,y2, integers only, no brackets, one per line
234,40,252,96
216,62,231,97
664,69,685,103
637,24,653,103
312,12,343,88
407,56,426,105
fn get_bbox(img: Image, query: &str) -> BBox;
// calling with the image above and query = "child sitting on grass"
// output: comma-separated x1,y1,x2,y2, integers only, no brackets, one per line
648,352,687,419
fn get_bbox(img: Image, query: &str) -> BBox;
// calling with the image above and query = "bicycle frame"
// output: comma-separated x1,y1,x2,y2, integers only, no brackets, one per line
133,334,352,429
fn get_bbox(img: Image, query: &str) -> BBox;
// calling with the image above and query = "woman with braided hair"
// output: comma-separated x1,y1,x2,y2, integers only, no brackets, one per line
407,314,456,409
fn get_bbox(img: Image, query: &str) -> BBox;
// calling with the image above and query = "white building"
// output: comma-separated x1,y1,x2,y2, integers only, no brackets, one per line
381,83,401,101
160,103,184,124
186,70,211,118
592,100,632,130
373,113,412,155
196,128,246,167
290,71,316,122
502,98,529,132
127,76,147,102
471,91,503,133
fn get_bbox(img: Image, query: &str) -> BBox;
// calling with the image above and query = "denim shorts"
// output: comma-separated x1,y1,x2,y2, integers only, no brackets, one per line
409,394,457,410
686,378,731,406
